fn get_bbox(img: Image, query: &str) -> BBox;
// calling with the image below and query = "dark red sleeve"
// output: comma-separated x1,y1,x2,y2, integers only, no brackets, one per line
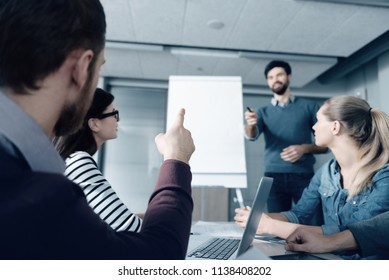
66,159,193,259
140,159,193,258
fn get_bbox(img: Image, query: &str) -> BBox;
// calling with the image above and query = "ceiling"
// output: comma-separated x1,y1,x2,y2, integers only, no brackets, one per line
100,0,389,89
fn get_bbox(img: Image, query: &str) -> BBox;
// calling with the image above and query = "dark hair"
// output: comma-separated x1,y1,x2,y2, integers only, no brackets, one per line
54,88,114,159
0,0,106,92
264,60,292,78
322,95,389,197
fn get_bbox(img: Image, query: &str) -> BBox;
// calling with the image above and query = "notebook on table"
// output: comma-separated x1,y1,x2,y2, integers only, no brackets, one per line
186,176,273,260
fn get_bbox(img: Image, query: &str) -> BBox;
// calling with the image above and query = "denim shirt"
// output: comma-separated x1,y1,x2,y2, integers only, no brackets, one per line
282,158,389,235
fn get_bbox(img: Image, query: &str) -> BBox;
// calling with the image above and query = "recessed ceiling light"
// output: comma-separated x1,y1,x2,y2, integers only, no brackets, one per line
207,19,225,30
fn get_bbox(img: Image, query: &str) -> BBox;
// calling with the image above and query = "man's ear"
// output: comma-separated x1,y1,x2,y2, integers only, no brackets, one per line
72,50,94,90
88,118,100,133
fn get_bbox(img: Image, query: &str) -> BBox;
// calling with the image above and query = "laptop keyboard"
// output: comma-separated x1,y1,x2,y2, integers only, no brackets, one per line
187,237,240,260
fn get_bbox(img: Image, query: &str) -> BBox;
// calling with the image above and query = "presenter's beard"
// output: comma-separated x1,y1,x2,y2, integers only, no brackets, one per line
271,80,289,96
54,76,95,136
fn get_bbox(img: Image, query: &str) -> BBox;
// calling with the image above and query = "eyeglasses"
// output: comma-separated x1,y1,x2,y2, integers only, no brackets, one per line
97,110,119,121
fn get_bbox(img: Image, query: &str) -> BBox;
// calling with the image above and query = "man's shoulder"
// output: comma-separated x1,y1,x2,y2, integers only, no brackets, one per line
293,97,319,113
3,164,80,190
294,96,318,106
0,149,84,202
1,169,85,218
294,96,317,105
0,137,31,176
0,133,25,161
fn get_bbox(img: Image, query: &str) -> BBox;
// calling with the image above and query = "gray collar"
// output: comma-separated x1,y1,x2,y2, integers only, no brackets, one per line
0,90,65,174
271,95,295,107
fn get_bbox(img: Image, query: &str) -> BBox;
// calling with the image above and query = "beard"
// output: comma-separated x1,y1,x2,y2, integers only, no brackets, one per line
53,71,95,137
271,80,289,96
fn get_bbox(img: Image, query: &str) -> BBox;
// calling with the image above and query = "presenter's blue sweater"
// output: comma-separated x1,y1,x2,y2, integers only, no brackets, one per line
248,97,319,174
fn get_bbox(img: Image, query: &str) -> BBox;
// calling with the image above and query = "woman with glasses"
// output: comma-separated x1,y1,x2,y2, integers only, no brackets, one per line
54,88,143,232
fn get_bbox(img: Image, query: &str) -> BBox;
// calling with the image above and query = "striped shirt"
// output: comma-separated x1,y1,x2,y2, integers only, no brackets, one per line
65,151,142,232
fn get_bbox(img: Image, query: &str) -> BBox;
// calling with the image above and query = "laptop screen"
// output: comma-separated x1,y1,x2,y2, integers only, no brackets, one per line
236,176,273,257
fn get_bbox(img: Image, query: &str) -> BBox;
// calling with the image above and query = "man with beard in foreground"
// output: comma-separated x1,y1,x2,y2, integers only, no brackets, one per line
0,0,194,259
242,60,327,219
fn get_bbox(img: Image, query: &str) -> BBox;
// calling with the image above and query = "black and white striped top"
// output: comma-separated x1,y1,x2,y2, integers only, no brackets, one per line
65,151,142,232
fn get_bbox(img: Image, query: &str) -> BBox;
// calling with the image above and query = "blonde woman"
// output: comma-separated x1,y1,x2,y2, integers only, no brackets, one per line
235,95,389,259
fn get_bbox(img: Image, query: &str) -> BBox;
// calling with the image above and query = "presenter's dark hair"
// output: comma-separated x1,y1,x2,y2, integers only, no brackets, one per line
0,0,106,92
264,60,292,78
54,88,114,159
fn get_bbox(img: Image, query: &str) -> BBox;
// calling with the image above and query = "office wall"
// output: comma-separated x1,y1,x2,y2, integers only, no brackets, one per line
344,50,389,114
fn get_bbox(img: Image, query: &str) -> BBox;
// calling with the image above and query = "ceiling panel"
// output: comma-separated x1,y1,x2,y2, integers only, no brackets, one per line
176,56,219,76
226,0,304,51
183,0,245,48
130,0,187,43
100,0,389,88
102,0,135,41
267,2,359,55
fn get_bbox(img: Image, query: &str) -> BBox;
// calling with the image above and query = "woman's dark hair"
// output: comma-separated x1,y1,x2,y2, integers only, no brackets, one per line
54,88,114,159
0,0,106,92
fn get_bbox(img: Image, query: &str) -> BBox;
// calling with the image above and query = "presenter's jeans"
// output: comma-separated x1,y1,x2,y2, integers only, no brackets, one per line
264,172,322,225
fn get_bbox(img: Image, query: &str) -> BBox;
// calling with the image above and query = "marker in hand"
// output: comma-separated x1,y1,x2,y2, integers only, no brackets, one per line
245,106,256,127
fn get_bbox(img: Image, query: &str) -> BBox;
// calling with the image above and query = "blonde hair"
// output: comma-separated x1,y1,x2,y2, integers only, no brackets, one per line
322,96,389,197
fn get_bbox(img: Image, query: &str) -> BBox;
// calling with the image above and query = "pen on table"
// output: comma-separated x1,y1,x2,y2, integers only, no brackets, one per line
246,106,253,112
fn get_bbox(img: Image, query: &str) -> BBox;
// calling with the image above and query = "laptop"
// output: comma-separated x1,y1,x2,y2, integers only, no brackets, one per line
186,176,273,260
186,176,343,260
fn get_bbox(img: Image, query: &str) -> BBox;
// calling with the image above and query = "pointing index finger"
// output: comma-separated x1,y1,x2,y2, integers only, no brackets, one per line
173,108,185,127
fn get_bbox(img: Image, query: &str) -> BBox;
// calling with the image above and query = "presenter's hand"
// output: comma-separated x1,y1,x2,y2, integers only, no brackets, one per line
244,109,257,126
280,145,304,163
155,108,195,164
